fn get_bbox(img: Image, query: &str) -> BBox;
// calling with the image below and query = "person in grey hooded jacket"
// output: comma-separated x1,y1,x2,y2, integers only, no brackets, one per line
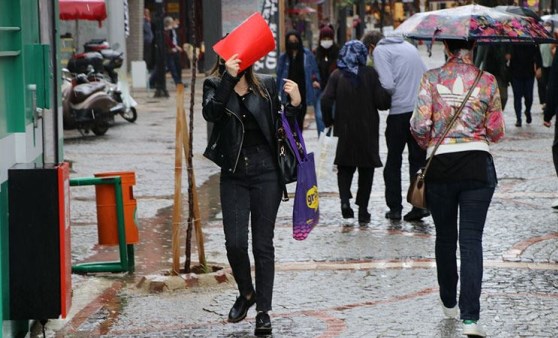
369,34,429,222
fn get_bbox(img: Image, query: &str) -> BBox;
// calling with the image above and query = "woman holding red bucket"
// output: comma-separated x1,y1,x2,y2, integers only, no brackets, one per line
202,13,302,336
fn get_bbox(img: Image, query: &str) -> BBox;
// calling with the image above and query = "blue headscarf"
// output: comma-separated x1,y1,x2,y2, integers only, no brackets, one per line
337,40,368,76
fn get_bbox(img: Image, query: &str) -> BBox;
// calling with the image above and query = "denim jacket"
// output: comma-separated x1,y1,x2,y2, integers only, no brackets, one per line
276,48,320,105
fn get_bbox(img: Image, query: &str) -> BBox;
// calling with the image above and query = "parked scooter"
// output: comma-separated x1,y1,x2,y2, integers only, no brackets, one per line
84,39,123,84
62,69,123,136
67,39,123,84
86,72,138,123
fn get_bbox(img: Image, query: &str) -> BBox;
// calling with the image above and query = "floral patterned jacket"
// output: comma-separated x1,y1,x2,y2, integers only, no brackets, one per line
410,57,505,154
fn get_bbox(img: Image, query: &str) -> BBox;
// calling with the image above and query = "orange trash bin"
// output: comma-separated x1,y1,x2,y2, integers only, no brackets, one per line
94,171,139,245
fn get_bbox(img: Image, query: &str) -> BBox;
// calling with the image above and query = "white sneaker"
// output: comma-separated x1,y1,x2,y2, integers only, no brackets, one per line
462,321,486,337
442,304,458,318
552,199,558,209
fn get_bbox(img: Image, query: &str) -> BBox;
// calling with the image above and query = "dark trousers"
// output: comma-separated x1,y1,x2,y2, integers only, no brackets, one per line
427,158,497,321
537,67,551,105
496,76,508,110
552,125,558,177
337,165,374,210
511,77,534,122
220,145,282,312
296,103,308,131
383,112,426,212
166,52,182,85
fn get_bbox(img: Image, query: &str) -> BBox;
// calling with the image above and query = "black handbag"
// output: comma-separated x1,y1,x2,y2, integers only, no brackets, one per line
276,111,303,184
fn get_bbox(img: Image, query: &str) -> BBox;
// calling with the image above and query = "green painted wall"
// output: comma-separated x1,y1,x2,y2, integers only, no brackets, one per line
0,1,24,136
0,182,5,338
1,0,46,336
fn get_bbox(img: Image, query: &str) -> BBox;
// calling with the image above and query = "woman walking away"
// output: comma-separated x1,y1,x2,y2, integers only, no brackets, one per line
410,39,505,337
321,40,391,224
202,54,301,336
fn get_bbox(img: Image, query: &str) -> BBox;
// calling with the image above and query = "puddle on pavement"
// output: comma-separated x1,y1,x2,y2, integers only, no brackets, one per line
98,293,125,335
126,173,222,274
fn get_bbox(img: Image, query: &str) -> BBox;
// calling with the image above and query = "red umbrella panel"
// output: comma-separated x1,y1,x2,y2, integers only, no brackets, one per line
59,0,107,23
393,4,554,43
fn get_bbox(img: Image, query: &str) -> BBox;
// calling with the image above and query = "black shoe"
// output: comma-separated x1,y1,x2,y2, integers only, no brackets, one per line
227,294,256,323
254,312,272,336
358,208,371,223
341,203,354,219
526,112,532,124
403,207,430,222
515,120,522,127
385,210,402,220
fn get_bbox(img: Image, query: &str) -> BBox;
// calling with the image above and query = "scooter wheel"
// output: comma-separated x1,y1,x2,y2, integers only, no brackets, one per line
121,107,137,123
92,121,109,136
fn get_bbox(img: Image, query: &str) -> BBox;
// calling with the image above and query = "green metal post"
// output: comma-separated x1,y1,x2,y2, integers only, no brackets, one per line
70,176,134,273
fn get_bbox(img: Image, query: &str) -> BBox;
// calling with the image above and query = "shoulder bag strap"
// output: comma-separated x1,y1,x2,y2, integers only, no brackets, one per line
422,70,483,177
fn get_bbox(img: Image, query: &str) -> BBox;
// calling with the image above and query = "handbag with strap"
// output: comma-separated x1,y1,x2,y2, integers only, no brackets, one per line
407,70,483,209
276,110,304,185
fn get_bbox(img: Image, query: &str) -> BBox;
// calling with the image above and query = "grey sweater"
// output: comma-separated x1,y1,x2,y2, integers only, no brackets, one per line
373,37,427,115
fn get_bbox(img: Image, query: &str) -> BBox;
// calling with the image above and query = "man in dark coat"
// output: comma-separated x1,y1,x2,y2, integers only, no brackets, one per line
543,40,558,208
508,44,542,127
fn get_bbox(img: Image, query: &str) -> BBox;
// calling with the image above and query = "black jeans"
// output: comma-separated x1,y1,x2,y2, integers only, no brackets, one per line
511,77,534,122
552,125,558,177
337,165,374,210
537,67,551,105
220,145,282,312
295,103,308,131
427,157,497,321
383,112,426,212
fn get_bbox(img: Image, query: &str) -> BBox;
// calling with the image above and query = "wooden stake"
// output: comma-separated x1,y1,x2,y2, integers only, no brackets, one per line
181,105,207,271
171,83,185,275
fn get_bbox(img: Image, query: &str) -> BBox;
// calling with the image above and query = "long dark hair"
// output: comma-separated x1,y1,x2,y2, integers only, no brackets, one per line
209,57,267,98
444,39,475,54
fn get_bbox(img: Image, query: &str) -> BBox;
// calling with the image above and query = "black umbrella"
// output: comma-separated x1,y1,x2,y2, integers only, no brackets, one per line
495,6,541,22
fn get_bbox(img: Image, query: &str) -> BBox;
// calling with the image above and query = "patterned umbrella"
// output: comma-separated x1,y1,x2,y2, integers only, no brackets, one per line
392,4,554,43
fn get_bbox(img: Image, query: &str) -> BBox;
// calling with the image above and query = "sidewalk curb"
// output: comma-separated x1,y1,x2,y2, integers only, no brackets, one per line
136,269,234,293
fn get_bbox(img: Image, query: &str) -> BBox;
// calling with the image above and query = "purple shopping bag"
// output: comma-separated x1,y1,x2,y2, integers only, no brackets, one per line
283,114,319,240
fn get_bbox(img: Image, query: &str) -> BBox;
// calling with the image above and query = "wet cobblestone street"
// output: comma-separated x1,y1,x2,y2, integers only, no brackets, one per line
36,43,558,338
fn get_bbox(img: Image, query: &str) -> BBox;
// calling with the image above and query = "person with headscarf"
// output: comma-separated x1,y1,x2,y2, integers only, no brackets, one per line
277,30,320,130
321,40,391,224
313,25,340,135
410,39,505,337
372,32,429,222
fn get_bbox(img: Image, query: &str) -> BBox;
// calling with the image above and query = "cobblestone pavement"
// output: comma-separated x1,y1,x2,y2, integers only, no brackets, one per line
35,43,558,337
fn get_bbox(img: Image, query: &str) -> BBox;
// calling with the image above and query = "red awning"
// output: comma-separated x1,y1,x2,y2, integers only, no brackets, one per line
59,0,107,22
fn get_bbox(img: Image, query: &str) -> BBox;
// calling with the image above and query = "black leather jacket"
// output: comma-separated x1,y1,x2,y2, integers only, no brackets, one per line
202,71,300,175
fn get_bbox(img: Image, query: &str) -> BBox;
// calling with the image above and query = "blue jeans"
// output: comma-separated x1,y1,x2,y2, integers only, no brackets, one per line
165,52,182,85
426,157,497,321
220,145,282,312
